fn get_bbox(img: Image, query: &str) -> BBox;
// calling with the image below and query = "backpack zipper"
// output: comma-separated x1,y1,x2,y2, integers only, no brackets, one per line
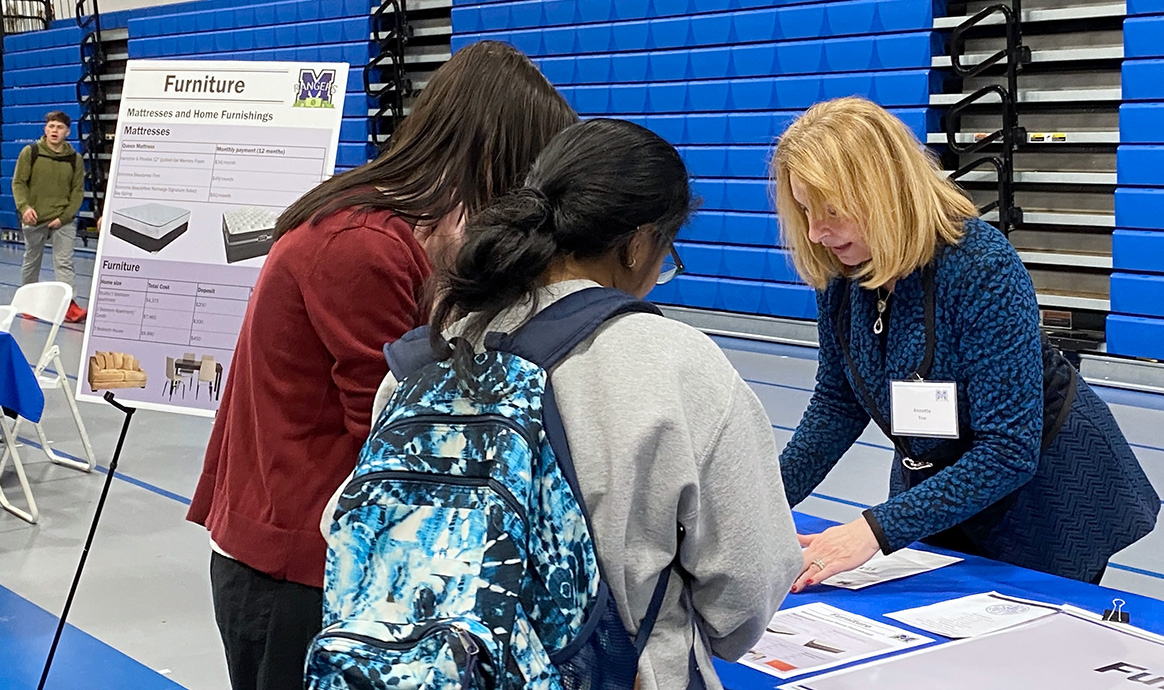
382,412,538,451
320,620,484,684
346,470,528,526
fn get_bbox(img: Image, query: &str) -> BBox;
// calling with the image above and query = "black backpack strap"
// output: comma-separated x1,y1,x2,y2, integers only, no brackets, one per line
382,325,438,381
26,145,38,184
485,286,661,370
489,287,678,657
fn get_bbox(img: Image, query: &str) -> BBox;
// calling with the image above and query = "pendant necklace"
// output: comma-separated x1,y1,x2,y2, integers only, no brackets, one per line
873,288,889,335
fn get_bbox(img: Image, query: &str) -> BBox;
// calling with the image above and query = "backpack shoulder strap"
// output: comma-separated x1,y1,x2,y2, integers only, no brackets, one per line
25,145,38,183
485,286,661,371
382,325,438,381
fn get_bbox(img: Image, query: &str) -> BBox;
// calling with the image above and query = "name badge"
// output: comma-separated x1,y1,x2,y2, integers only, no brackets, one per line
890,380,959,439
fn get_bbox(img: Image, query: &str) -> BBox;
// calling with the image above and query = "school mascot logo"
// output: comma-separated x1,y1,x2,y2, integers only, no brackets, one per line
294,69,337,108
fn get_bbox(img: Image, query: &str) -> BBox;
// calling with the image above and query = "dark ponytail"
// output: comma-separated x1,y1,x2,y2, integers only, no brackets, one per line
431,118,693,356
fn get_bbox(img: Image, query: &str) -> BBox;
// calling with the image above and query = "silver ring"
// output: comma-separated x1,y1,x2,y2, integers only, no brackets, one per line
811,559,826,571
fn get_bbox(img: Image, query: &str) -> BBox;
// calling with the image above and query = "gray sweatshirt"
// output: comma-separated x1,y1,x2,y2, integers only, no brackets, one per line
331,279,802,689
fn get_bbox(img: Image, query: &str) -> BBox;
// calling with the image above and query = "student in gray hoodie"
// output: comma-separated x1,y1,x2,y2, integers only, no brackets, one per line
327,118,802,689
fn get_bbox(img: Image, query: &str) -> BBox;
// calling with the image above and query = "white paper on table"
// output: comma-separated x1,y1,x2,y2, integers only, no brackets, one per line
780,610,1164,690
884,591,1059,638
820,548,963,590
739,603,934,679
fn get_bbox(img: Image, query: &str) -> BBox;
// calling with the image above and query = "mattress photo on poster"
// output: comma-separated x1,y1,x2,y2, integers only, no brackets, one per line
222,207,278,263
109,203,191,252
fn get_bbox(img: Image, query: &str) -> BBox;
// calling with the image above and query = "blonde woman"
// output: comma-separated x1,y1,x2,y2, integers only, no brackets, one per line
773,97,1158,589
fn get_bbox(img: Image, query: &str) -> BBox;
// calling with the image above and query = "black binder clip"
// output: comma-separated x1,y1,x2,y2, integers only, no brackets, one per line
1102,598,1130,624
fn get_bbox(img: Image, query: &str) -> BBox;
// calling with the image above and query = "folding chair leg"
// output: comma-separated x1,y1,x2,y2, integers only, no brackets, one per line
41,353,96,472
0,417,39,523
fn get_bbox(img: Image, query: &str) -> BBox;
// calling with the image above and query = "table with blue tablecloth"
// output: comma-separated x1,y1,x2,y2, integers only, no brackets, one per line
0,330,44,423
716,513,1164,689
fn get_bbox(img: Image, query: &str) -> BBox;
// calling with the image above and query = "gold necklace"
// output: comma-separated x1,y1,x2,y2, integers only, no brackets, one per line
873,288,889,335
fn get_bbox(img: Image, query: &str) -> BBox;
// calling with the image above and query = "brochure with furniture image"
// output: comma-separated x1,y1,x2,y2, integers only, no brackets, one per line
77,59,347,417
781,610,1164,690
741,603,933,679
109,203,191,252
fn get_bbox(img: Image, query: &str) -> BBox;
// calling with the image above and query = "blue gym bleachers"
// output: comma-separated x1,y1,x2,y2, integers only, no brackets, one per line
1112,13,1164,360
454,0,943,321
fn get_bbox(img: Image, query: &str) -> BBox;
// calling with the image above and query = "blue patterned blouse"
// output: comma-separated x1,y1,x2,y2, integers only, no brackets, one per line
780,218,1044,552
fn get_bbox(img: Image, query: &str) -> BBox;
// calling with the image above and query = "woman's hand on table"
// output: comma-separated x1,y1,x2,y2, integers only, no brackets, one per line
791,518,881,593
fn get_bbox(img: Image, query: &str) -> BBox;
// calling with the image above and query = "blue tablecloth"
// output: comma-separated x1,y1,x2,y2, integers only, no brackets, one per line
716,512,1164,689
0,332,43,423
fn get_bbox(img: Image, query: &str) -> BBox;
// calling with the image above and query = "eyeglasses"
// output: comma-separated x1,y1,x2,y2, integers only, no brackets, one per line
658,246,685,285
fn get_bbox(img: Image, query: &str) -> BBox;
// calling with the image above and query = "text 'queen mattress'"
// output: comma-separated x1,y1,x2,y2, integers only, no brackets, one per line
109,203,191,252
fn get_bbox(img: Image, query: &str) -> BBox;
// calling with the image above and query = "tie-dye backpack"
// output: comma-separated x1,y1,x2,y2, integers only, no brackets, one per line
307,288,676,689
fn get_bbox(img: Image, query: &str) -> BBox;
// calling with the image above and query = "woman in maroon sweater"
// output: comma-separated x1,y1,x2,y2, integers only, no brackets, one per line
186,41,576,690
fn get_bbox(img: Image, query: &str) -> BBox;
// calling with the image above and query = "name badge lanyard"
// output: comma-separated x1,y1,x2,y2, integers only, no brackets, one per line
834,265,947,472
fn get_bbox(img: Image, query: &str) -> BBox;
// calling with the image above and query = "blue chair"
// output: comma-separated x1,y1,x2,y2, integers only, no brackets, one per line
1117,146,1164,186
1107,315,1164,360
1112,273,1164,318
610,84,650,113
1125,17,1164,58
723,211,778,245
685,113,730,144
688,81,732,112
577,0,615,23
539,57,575,84
731,44,775,78
681,212,726,243
729,112,775,144
612,20,651,51
575,24,613,53
779,5,826,40
542,0,577,26
1128,0,1164,13
716,278,766,314
508,29,544,56
1113,229,1164,273
778,41,825,75
1121,104,1164,144
679,243,723,277
645,114,687,143
1123,60,1164,101
651,16,691,49
452,6,482,32
611,53,649,82
826,0,877,36
683,147,729,177
730,78,776,110
613,0,652,21
876,33,937,69
721,246,768,280
726,180,771,212
763,283,818,319
649,83,689,112
690,13,734,45
693,179,727,209
648,50,691,80
872,70,932,105
726,146,770,178
733,9,780,43
826,36,877,72
774,75,823,108
767,250,801,283
879,0,934,31
576,54,613,83
676,275,720,310
1116,188,1164,230
479,3,510,30
572,86,610,114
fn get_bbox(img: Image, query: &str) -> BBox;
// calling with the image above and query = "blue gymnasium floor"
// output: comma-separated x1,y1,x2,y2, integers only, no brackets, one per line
0,243,1162,689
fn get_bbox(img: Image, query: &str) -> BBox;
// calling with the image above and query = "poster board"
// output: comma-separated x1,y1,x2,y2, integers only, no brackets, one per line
77,59,348,416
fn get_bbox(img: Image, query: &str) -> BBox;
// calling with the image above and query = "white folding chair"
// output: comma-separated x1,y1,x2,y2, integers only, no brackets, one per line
0,282,97,485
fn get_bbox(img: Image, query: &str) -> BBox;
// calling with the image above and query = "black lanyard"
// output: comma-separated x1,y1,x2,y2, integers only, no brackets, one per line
833,266,971,471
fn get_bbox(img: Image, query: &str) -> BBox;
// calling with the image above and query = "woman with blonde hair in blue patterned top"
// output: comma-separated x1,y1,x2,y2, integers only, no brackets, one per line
773,96,1158,590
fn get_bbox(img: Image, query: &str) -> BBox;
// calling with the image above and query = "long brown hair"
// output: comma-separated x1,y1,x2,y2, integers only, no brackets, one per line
275,41,577,239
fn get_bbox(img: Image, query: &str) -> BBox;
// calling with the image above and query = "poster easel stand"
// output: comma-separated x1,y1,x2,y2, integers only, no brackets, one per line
37,392,136,690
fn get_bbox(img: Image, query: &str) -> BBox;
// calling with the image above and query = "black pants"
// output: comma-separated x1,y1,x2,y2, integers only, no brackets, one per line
210,552,324,690
923,527,1108,585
